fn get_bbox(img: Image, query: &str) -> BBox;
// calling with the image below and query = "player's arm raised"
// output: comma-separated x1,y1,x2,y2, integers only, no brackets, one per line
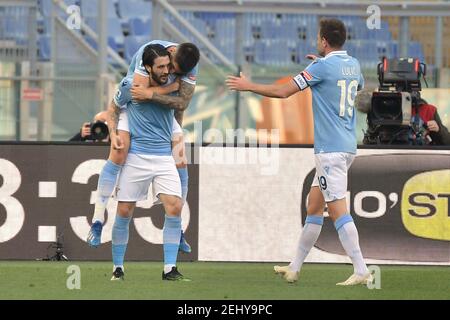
226,72,299,98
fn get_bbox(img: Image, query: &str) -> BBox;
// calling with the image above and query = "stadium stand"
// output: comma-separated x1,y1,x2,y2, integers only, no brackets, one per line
2,0,440,69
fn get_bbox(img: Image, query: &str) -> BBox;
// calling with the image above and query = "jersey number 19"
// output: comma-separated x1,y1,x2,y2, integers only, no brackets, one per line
337,80,358,118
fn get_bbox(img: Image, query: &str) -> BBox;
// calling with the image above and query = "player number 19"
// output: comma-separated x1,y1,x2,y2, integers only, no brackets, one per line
337,80,358,117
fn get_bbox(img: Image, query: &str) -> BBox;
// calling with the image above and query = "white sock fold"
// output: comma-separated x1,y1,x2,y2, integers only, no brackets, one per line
164,264,176,274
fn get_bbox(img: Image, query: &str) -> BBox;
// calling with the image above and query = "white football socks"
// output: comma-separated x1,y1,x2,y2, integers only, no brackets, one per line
335,215,369,276
289,216,323,273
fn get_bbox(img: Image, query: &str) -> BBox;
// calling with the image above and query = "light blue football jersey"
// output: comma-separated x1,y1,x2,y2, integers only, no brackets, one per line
127,39,198,86
114,76,177,156
293,50,364,154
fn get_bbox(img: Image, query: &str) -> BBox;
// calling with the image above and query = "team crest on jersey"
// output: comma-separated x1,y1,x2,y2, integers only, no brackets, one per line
301,71,313,81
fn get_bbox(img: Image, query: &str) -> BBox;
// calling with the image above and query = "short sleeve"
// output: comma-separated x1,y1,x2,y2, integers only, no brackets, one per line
180,64,198,85
113,77,133,108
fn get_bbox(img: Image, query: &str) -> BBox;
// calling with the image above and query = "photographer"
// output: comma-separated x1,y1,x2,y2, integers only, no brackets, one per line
411,97,450,145
69,111,110,142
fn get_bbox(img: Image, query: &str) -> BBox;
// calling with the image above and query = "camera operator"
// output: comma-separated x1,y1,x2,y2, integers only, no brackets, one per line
357,89,450,146
69,111,110,142
357,57,450,146
411,97,450,145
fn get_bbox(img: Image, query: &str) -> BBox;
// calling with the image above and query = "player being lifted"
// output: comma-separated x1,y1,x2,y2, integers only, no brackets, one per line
106,44,194,281
226,18,373,286
87,41,199,253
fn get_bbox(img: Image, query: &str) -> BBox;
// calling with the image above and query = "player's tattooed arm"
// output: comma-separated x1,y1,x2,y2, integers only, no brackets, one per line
174,110,184,127
106,100,120,135
130,81,180,101
106,100,124,150
151,81,195,112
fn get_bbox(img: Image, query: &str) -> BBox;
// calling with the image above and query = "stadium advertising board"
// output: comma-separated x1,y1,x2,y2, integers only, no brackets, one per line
198,147,450,265
0,144,199,261
0,144,448,265
301,152,450,263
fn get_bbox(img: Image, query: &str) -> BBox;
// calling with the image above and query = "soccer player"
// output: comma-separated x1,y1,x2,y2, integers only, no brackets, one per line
226,18,372,286
87,41,199,252
107,44,188,281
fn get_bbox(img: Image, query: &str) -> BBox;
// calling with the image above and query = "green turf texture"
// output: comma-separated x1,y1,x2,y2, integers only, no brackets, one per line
0,261,449,300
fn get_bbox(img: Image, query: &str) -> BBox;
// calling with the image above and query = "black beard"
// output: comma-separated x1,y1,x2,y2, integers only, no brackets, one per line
151,73,168,85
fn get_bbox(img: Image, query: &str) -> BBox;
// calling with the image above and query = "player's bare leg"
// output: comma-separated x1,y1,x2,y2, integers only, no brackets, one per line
111,201,135,280
87,130,130,247
275,186,325,283
172,133,191,253
159,193,190,281
327,199,372,286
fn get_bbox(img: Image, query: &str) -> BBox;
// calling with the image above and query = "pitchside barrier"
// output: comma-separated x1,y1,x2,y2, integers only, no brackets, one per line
0,142,449,265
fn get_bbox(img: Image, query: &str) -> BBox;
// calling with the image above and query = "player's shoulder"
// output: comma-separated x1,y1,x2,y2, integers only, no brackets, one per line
189,63,199,75
120,76,133,88
305,56,328,75
306,57,325,69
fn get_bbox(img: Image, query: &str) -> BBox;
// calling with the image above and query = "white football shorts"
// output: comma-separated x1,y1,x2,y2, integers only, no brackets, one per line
116,153,182,203
311,152,355,202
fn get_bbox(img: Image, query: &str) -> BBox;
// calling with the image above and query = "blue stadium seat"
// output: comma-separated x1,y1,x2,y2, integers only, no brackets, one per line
296,40,316,64
376,41,388,58
40,0,84,18
81,0,117,18
118,0,151,19
129,17,152,36
271,39,291,66
84,35,97,50
39,0,53,16
84,17,97,32
124,35,151,62
3,15,27,42
279,21,302,41
254,41,265,65
409,42,425,62
63,0,80,10
108,37,123,53
30,9,400,67
38,35,51,60
387,41,398,58
108,18,124,38
39,17,51,35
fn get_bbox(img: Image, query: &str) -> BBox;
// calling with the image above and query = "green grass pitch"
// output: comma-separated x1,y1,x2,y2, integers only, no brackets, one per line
0,261,449,300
